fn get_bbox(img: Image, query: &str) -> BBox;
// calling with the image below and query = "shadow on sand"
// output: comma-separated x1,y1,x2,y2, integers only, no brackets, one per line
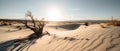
49,24,81,30
0,33,42,51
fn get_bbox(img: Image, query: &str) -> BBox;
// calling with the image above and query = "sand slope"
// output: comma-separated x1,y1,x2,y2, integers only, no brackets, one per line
0,24,120,51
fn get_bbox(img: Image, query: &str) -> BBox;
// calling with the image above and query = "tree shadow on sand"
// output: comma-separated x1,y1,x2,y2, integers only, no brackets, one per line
0,25,48,51
0,32,50,51
0,34,37,51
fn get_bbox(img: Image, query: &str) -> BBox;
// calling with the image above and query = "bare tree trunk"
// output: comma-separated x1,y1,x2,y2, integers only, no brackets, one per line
24,11,46,38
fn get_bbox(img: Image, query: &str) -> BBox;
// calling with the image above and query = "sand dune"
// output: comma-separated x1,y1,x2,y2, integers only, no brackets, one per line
0,23,120,51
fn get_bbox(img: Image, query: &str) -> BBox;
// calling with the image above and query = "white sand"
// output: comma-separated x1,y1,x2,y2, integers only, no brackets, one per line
0,23,120,51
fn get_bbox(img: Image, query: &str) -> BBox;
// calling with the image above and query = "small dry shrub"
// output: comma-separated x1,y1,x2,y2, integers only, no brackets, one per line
1,22,8,25
99,24,104,28
0,21,12,26
106,22,112,26
114,21,120,26
84,22,88,26
7,30,10,31
106,20,120,26
9,23,12,25
19,28,22,30
16,26,20,28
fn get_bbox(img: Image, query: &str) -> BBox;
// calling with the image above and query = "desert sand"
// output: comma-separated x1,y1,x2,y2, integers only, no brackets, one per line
0,23,120,51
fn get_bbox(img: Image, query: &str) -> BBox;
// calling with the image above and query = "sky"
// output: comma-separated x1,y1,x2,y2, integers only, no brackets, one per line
0,0,120,21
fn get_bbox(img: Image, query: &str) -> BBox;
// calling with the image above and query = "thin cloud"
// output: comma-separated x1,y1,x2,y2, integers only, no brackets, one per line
70,8,80,11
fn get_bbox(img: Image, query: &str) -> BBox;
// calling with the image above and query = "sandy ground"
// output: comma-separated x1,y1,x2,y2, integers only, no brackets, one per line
0,23,120,51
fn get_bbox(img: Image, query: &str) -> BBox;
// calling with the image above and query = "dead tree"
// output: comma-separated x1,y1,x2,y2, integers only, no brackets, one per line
24,11,49,39
0,11,50,51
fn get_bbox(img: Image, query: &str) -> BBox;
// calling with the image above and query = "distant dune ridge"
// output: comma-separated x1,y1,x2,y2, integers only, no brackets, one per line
0,22,120,51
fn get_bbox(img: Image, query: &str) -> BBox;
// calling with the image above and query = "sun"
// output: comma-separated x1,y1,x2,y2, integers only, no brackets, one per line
45,6,63,21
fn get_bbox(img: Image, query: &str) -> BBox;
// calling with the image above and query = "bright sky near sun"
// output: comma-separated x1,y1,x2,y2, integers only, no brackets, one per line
0,0,120,21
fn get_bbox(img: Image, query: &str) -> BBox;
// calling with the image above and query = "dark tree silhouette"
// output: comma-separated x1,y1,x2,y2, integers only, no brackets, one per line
24,11,48,39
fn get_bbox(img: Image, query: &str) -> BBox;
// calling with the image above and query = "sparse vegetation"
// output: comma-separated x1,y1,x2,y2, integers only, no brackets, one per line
84,22,88,26
0,21,12,26
106,16,120,26
18,27,22,30
99,24,104,28
16,26,20,28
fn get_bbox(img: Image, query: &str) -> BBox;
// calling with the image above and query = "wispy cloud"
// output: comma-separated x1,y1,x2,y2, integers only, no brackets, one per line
70,8,80,11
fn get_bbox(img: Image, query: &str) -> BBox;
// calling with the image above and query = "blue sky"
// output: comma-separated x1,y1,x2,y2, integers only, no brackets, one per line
0,0,120,21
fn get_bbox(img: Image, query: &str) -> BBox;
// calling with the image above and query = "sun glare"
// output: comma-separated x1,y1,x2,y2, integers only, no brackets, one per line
46,6,63,21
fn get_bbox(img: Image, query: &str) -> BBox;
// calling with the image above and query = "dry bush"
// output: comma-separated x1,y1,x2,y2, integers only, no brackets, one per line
16,26,20,28
99,24,104,28
1,22,8,25
16,26,22,30
106,16,120,26
0,21,12,26
106,22,112,26
7,30,10,31
113,20,120,26
23,11,50,38
106,20,120,26
18,28,22,30
84,22,88,26
9,23,12,25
